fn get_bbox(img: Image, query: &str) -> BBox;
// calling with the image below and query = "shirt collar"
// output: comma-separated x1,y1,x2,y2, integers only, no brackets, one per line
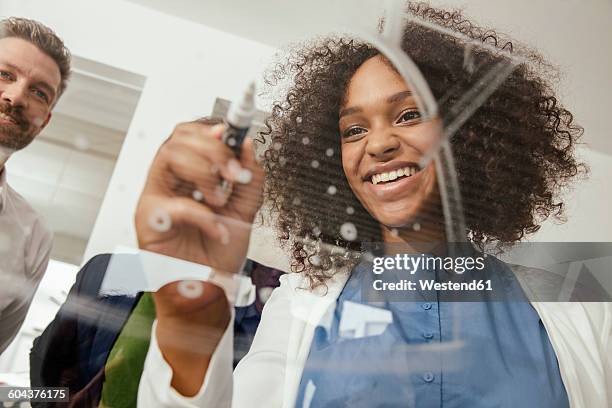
0,168,7,213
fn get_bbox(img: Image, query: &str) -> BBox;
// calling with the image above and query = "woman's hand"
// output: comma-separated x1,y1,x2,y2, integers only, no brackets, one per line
135,121,264,274
134,121,264,396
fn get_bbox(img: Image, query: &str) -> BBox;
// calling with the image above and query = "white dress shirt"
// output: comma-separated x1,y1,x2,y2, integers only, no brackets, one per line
0,168,52,355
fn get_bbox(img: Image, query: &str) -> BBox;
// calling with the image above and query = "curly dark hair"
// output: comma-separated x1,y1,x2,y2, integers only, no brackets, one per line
258,2,586,287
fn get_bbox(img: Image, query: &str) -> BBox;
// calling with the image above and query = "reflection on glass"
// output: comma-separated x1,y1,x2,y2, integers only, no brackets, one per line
13,2,609,408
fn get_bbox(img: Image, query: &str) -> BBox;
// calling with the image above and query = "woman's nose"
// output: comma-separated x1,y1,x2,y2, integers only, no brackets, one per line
365,129,400,159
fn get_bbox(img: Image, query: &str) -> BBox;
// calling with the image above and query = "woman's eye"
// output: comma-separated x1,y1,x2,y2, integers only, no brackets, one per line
397,110,422,124
342,127,366,138
0,71,13,81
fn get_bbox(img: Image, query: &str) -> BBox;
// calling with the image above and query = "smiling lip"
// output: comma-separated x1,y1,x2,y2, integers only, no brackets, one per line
0,112,18,125
363,160,420,181
365,164,424,200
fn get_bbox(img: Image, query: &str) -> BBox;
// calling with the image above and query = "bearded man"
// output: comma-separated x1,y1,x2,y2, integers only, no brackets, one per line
0,17,71,354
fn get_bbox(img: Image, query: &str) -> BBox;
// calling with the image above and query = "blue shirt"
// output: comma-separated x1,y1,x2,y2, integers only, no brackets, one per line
295,254,569,408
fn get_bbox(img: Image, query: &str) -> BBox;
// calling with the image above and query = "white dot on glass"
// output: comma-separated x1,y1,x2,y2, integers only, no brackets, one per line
311,160,319,169
325,148,334,157
273,142,282,151
227,137,237,147
178,280,204,299
312,226,321,237
413,222,421,231
310,255,321,266
296,116,303,124
302,137,310,145
293,197,301,206
192,190,204,201
327,185,337,195
346,206,355,215
148,208,172,232
258,287,274,304
340,222,357,241
237,169,252,184
73,136,90,151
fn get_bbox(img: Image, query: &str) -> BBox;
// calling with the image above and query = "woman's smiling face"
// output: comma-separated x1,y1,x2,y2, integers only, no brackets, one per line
339,55,441,228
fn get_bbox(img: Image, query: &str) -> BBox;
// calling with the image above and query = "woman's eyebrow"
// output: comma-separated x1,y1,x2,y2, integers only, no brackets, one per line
386,90,413,104
339,90,413,118
339,106,362,119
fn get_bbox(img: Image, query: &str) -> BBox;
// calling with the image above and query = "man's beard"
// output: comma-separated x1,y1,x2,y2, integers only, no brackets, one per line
0,103,35,151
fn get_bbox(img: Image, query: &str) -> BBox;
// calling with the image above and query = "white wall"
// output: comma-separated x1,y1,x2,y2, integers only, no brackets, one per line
534,147,612,242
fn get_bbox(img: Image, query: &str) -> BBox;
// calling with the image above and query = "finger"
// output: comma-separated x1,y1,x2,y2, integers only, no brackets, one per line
169,121,223,142
155,280,228,314
156,122,260,209
162,146,230,207
228,138,265,217
172,126,243,202
174,132,235,172
164,196,226,243
209,123,226,140
164,122,235,171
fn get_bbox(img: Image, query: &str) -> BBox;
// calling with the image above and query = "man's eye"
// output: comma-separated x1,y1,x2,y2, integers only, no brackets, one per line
342,127,366,138
397,110,421,124
32,88,49,103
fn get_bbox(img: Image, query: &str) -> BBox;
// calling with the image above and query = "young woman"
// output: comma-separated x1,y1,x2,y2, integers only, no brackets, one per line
134,3,611,407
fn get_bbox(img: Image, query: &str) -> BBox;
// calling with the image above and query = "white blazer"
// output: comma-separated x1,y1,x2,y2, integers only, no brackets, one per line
138,268,612,408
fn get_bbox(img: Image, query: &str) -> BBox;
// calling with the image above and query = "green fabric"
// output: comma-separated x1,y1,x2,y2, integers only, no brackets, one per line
99,292,156,408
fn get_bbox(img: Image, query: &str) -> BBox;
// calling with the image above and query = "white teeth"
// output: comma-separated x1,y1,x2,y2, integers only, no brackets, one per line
370,166,419,185
0,112,16,124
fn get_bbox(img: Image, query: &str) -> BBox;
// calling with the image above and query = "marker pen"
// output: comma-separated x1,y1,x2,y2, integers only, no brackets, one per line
223,81,256,157
220,83,256,278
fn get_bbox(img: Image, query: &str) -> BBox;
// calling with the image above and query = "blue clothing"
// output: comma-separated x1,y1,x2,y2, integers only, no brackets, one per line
296,254,569,408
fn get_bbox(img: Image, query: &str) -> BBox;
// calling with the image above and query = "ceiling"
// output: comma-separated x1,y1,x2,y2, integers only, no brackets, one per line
126,0,612,155
6,56,144,265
